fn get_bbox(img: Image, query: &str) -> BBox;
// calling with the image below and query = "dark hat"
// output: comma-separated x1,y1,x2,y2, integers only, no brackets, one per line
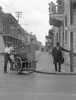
56,42,60,46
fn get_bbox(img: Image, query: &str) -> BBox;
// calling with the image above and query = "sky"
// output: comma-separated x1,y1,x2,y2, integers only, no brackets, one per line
0,0,56,45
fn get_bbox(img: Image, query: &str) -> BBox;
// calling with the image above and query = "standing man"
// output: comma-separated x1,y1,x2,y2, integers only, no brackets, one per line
4,43,14,73
52,42,70,72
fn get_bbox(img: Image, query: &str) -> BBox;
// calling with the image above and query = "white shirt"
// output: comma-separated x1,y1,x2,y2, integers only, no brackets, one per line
56,47,59,50
4,47,13,54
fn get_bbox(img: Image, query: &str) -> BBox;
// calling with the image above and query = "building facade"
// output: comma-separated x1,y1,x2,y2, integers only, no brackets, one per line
0,7,27,48
49,0,76,66
0,6,41,53
45,29,54,51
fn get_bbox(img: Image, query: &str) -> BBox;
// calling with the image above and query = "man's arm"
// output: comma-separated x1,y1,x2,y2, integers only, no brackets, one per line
61,47,70,52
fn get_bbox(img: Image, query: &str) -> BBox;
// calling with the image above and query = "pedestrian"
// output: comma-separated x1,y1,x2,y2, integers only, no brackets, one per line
4,43,14,73
52,42,70,72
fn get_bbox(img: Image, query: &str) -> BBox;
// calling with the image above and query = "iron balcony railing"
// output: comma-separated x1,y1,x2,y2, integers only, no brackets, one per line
49,4,64,15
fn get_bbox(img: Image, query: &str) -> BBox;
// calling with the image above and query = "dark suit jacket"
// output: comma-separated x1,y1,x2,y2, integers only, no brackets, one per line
52,46,70,64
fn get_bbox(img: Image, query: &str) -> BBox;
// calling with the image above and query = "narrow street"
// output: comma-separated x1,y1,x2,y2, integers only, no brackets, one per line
0,51,76,100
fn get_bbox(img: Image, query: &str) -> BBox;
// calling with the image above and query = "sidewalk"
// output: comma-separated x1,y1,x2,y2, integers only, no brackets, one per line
36,51,76,75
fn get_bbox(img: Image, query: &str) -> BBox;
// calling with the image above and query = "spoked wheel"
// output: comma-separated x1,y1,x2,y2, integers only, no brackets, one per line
14,57,22,73
27,61,34,73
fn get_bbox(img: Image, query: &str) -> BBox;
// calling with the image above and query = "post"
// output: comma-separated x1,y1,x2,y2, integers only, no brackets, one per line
70,0,73,72
15,12,22,24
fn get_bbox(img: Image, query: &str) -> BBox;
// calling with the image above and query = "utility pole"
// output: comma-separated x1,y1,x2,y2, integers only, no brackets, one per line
15,12,22,24
70,0,73,72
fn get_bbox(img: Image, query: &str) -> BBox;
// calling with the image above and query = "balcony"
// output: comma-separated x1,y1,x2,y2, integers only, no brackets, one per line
49,29,54,36
49,17,62,27
49,2,64,27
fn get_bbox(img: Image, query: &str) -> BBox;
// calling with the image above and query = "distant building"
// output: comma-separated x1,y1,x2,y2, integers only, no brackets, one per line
0,6,37,52
36,41,42,51
0,7,27,48
45,29,54,51
0,6,42,53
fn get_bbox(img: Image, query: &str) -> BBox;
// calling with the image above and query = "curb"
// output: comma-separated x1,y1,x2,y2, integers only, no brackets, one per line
35,70,76,75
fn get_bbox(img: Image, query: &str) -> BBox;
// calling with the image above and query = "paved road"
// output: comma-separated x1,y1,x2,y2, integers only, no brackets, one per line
0,51,76,100
36,51,76,73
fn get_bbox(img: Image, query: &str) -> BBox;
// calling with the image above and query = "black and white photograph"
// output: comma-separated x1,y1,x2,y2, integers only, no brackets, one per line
0,0,76,100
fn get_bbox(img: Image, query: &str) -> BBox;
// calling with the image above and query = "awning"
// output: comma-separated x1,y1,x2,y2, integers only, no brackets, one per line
49,17,62,27
49,29,54,36
46,35,52,39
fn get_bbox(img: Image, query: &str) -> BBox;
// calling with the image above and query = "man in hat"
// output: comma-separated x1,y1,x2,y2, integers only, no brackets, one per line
52,42,70,72
4,43,14,73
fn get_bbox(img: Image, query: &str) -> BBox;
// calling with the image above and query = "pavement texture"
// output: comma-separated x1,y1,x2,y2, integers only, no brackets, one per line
1,51,76,100
1,51,76,75
36,51,76,75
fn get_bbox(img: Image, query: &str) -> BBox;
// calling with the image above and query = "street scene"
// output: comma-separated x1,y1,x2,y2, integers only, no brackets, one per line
0,51,76,100
0,0,76,100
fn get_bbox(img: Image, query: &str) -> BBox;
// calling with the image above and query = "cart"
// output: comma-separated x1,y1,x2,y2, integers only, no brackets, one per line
12,44,37,73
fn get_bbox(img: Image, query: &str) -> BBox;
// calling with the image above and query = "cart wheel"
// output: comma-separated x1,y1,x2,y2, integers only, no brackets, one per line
14,57,22,73
27,61,34,73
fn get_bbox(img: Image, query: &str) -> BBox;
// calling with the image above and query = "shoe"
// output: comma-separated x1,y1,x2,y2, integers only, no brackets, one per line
55,70,57,72
58,70,62,72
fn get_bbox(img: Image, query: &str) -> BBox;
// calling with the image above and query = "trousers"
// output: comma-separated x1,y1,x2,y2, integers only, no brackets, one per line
54,61,61,72
4,53,13,72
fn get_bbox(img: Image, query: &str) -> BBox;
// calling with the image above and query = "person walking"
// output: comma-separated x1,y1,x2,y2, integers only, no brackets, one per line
52,42,70,72
4,43,14,73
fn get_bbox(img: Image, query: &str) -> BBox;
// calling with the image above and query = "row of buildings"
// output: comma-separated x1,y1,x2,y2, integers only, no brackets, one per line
45,0,76,66
0,6,42,52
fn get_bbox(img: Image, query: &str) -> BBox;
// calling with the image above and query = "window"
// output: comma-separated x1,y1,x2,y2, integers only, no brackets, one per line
65,30,67,43
64,15,67,27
